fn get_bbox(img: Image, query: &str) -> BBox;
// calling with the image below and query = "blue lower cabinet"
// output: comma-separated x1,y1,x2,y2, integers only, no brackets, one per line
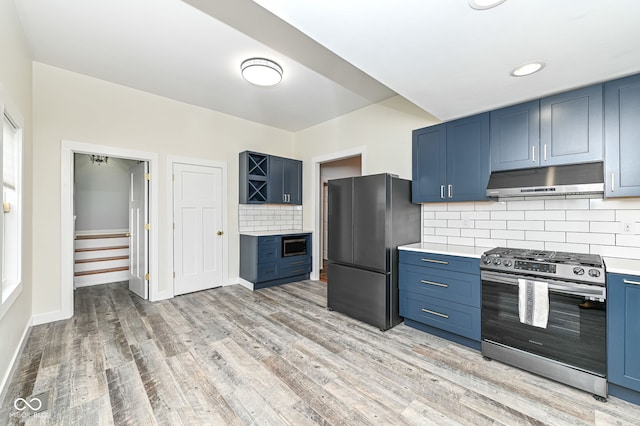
240,233,312,289
399,249,481,349
608,273,640,403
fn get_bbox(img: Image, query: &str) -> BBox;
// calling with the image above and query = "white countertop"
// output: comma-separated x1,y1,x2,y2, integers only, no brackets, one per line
398,242,490,259
603,257,640,276
240,229,313,237
398,243,640,276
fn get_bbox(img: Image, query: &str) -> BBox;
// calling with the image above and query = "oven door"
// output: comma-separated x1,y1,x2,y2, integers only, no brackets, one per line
481,270,606,376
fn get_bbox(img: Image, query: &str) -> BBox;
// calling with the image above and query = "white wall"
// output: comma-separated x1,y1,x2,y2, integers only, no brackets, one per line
32,62,295,318
0,0,33,395
74,154,138,232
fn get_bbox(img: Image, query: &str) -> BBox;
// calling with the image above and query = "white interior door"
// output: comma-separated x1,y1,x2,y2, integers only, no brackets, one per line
129,161,148,299
173,163,224,295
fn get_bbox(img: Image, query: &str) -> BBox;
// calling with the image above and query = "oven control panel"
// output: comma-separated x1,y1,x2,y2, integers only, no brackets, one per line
514,261,556,274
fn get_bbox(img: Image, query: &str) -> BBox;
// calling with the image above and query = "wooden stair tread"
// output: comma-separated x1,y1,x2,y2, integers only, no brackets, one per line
75,245,129,252
75,255,129,264
75,233,128,240
74,266,129,277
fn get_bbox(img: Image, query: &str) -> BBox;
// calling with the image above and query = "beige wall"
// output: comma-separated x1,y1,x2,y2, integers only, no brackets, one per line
0,0,33,392
32,62,294,316
294,95,440,231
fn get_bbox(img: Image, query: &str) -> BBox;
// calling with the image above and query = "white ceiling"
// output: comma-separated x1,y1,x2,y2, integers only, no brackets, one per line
14,0,640,131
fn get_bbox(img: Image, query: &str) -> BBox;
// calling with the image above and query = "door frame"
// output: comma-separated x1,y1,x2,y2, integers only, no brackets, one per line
167,155,229,295
311,146,366,280
61,140,160,320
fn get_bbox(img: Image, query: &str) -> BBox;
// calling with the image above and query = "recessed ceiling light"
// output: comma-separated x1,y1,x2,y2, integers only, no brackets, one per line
510,62,545,77
241,58,283,86
469,0,507,10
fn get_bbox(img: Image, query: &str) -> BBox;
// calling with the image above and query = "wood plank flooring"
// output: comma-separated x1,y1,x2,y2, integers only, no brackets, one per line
2,280,640,425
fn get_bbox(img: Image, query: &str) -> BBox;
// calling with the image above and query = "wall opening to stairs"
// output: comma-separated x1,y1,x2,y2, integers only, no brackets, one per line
73,154,140,288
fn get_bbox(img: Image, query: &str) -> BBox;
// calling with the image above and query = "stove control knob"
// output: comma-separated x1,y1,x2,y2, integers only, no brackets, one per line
573,267,585,276
503,260,513,267
588,269,601,278
492,258,501,265
482,256,491,265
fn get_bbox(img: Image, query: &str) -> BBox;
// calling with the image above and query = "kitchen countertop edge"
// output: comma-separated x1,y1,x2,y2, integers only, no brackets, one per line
240,229,313,237
603,257,640,276
398,242,490,259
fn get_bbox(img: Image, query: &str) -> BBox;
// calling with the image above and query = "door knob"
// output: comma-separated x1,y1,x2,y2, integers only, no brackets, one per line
217,230,224,236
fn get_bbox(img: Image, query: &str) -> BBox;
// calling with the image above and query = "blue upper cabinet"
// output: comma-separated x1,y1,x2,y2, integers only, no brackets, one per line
540,84,603,166
605,73,640,197
412,124,447,202
490,100,540,171
268,155,302,205
412,113,490,203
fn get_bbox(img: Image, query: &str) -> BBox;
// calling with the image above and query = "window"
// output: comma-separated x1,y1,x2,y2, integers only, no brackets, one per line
1,109,22,308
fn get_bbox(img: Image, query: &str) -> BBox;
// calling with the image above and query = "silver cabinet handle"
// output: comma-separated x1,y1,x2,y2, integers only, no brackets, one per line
283,194,286,203
420,279,448,288
440,185,445,199
611,173,615,192
532,145,536,162
543,144,547,161
421,308,449,319
623,279,640,285
421,258,449,265
448,184,453,198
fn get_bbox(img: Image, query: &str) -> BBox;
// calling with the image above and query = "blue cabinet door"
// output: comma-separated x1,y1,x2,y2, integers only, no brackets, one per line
607,273,640,392
447,113,490,201
268,155,285,203
284,159,302,204
540,84,603,166
605,74,640,197
490,101,540,171
412,124,447,202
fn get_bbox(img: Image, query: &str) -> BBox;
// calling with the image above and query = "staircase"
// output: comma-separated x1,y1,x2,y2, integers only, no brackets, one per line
74,232,130,287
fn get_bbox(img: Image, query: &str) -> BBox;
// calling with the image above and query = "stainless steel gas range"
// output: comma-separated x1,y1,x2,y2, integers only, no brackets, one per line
480,247,607,399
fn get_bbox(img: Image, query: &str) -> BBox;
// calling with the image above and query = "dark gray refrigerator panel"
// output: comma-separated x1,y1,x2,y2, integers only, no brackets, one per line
326,173,420,331
327,177,353,265
353,174,388,273
327,262,393,330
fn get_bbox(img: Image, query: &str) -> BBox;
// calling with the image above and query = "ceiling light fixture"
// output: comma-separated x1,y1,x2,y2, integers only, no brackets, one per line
510,62,545,77
241,58,283,86
468,0,507,10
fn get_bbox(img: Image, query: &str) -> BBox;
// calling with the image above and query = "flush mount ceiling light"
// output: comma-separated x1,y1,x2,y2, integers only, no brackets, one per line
510,62,546,77
241,58,283,86
468,0,507,10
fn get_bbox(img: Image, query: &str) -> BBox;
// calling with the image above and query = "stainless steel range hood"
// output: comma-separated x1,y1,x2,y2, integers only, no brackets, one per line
486,162,604,198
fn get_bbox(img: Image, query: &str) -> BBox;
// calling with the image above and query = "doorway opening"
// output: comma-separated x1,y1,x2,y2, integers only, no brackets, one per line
60,141,159,322
312,148,364,282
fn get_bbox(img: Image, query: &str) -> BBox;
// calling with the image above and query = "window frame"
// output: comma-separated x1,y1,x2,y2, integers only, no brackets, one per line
0,94,24,320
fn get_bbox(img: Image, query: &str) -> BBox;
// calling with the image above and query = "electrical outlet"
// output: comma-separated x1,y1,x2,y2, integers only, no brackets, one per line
622,222,635,234
462,218,471,228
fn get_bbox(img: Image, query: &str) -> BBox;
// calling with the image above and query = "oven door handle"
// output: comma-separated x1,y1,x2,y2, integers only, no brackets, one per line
481,271,606,299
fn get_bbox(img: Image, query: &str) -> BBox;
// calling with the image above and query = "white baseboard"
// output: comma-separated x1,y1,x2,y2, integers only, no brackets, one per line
74,271,130,287
0,320,31,404
223,276,240,287
31,309,69,326
237,278,254,291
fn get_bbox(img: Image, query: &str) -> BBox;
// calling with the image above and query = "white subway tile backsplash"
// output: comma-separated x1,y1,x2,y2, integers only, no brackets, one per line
545,221,589,232
491,230,525,240
475,220,507,230
239,204,302,233
427,196,640,261
566,210,615,221
525,231,565,242
566,232,615,245
525,210,566,221
491,210,525,221
544,198,590,210
508,220,545,231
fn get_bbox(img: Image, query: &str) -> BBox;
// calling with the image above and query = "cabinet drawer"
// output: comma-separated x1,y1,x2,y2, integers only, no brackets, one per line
400,292,480,341
258,236,278,246
258,245,278,262
280,256,310,269
399,264,480,307
399,250,479,275
257,262,278,282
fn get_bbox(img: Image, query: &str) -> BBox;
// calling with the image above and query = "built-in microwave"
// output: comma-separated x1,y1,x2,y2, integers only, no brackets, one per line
282,235,307,257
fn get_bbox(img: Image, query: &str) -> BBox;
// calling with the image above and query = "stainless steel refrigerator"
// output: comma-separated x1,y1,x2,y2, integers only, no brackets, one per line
327,173,420,330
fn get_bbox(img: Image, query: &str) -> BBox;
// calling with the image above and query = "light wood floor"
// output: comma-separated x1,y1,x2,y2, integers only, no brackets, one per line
2,280,640,425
